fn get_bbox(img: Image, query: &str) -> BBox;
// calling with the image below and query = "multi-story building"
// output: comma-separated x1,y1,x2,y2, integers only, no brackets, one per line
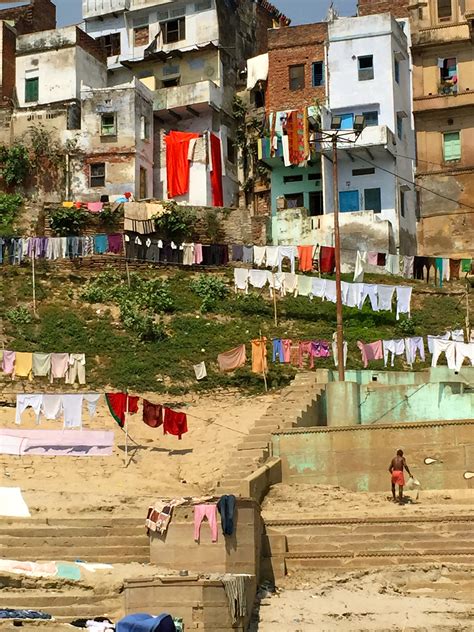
82,0,288,206
326,14,417,254
410,0,474,256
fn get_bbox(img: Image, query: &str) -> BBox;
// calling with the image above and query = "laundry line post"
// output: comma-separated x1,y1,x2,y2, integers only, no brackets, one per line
466,285,471,342
31,252,37,316
122,234,131,288
124,392,129,467
259,329,268,392
271,271,278,326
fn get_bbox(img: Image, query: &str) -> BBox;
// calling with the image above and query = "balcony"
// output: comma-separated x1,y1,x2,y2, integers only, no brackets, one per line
153,80,223,120
413,89,474,113
83,0,130,20
320,125,396,156
412,22,471,47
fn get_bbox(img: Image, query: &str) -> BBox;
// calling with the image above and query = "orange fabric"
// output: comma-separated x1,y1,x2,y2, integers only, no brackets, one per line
165,130,200,198
218,344,246,372
251,338,268,374
391,470,405,486
298,245,314,272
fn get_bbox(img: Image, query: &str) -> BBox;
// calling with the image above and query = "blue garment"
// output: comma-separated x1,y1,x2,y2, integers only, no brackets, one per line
272,338,284,363
117,613,176,632
0,609,51,620
94,234,108,254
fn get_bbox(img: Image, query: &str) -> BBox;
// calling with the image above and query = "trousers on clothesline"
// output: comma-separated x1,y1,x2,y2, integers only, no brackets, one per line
194,504,218,542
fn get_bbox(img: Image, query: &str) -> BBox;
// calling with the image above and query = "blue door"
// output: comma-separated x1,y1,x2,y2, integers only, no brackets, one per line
339,190,360,212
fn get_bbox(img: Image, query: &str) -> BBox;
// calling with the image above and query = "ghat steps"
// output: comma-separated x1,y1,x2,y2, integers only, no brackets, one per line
263,515,474,576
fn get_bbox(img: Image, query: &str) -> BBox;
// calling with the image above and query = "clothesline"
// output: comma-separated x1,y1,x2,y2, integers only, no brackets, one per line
1,352,86,384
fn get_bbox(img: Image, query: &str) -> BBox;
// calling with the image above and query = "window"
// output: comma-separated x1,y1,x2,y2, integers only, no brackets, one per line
437,0,452,21
309,191,323,216
25,77,39,102
312,61,324,87
140,166,148,199
396,113,403,140
358,55,374,81
443,131,461,161
67,103,81,130
289,64,305,91
283,174,303,183
439,58,457,94
227,138,236,164
133,18,149,46
285,193,304,208
161,17,186,44
195,0,212,10
394,58,400,83
353,167,375,176
340,113,354,129
399,189,406,217
101,113,116,136
96,33,121,57
308,173,322,181
162,77,180,87
364,187,382,213
90,163,105,188
339,190,360,212
140,116,150,140
362,111,378,126
253,89,265,108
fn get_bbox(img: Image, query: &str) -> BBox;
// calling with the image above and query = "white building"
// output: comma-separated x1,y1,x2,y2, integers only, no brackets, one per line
326,13,417,254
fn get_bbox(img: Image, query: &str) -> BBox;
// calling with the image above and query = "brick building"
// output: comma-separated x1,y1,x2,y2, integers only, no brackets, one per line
357,0,408,18
0,0,56,35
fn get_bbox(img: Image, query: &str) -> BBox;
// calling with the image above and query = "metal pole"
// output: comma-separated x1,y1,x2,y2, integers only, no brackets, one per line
272,271,278,326
332,135,345,381
31,252,37,316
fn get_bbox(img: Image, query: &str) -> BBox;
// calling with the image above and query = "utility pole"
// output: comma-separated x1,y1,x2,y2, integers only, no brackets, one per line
332,135,345,381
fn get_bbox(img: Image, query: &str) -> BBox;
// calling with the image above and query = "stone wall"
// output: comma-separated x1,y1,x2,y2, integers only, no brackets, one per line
272,419,474,491
357,0,409,17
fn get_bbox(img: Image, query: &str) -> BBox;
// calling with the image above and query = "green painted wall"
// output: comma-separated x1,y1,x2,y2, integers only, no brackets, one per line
270,163,322,215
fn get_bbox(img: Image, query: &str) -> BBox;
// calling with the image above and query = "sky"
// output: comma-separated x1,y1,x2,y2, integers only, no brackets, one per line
1,0,358,26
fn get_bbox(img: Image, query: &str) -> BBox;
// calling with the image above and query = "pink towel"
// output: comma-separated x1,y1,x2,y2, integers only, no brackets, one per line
50,353,70,381
357,340,383,368
2,350,15,375
87,202,103,213
194,243,203,264
367,252,378,266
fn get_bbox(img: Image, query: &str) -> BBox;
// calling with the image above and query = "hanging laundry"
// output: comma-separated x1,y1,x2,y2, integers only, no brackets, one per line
143,399,163,428
461,259,472,273
427,332,450,354
285,110,308,165
272,339,291,363
435,257,444,287
385,254,400,276
193,243,203,264
41,394,63,421
66,354,86,385
310,340,330,367
1,351,15,375
13,352,33,381
367,252,378,266
341,282,363,308
217,494,236,536
383,339,406,367
218,344,246,372
431,339,456,370
311,277,326,300
396,286,412,320
165,130,200,198
232,244,243,262
62,201,74,208
278,245,297,273
359,284,378,311
248,269,268,289
242,245,254,264
376,253,386,266
107,233,122,254
163,407,188,439
332,334,348,368
50,353,70,383
357,340,383,368
32,353,51,378
454,342,474,371
194,503,218,542
105,393,138,428
282,272,298,296
297,245,314,272
353,250,367,282
267,271,285,297
450,329,464,342
297,275,313,297
62,394,84,429
298,341,313,368
402,256,414,279
323,279,337,303
449,259,460,280
405,337,425,367
320,246,335,273
210,133,224,207
15,394,43,425
234,268,249,293
83,393,101,419
87,202,103,213
265,245,279,269
193,361,207,380
182,243,194,266
251,338,267,373
253,246,266,267
376,285,396,311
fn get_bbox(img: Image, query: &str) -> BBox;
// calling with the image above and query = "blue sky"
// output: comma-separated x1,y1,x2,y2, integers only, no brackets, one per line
2,0,357,26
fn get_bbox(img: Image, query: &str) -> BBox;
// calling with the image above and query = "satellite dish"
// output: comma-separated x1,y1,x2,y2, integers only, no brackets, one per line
424,457,442,465
463,472,474,480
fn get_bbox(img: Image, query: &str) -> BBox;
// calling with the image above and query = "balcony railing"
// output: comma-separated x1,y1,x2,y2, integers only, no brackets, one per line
153,80,222,113
83,0,130,19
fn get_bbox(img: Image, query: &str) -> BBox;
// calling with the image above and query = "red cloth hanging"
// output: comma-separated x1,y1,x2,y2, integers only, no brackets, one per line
210,133,223,207
320,246,335,274
165,130,200,198
105,393,139,428
163,407,188,440
143,399,163,428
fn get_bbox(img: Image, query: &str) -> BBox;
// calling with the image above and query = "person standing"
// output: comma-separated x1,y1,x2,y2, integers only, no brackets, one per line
389,449,412,503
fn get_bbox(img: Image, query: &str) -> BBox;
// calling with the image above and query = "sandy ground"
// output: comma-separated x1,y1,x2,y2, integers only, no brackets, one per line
262,483,474,520
0,390,277,517
251,565,474,631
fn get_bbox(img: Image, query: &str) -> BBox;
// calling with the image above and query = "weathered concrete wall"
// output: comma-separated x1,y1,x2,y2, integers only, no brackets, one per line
124,575,256,632
272,419,474,491
149,499,261,577
320,367,474,387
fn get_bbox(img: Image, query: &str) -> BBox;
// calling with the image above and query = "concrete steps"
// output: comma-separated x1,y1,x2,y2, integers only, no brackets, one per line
0,517,149,564
219,374,326,494
263,515,474,576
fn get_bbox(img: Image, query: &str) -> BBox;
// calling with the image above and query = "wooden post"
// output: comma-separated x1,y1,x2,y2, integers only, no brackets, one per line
272,271,278,326
122,234,131,288
466,285,471,342
259,329,268,392
124,403,129,467
31,252,37,316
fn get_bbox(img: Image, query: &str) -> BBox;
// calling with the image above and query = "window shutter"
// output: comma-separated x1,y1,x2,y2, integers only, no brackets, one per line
443,132,460,160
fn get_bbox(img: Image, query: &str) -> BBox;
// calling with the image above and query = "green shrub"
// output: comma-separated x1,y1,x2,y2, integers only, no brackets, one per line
232,293,273,317
191,275,229,312
0,193,23,235
81,269,124,303
118,297,167,342
49,206,90,236
137,278,174,313
5,306,33,326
